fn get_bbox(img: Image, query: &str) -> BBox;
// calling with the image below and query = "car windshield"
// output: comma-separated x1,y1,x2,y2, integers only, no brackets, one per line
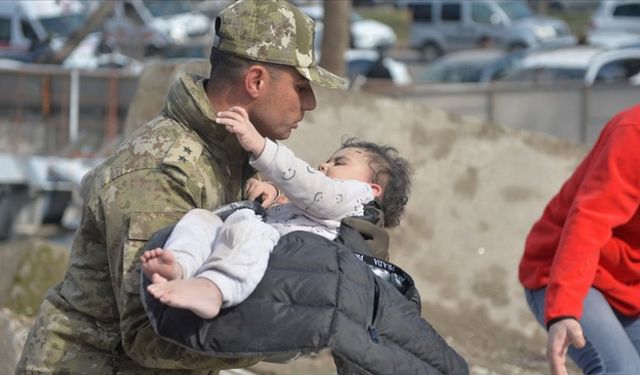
39,13,87,38
496,1,532,20
421,62,485,83
502,67,586,82
143,0,191,17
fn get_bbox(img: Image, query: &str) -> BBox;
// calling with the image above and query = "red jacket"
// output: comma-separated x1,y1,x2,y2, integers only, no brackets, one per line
519,104,640,325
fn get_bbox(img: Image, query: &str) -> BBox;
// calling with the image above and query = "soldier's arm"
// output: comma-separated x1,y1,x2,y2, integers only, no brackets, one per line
91,167,260,369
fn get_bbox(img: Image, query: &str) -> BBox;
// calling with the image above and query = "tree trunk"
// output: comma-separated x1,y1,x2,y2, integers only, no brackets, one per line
319,0,351,77
534,0,549,14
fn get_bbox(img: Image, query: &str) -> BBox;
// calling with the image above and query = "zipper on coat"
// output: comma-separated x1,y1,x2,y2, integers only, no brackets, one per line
367,281,381,343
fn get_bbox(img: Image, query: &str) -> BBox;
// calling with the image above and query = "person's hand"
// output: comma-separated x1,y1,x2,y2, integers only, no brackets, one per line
547,318,586,375
216,106,265,157
245,178,279,207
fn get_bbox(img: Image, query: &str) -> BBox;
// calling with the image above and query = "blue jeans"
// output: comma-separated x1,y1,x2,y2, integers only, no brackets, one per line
525,287,640,375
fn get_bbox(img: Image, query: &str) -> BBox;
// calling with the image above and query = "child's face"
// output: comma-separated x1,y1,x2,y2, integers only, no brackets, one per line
318,147,373,183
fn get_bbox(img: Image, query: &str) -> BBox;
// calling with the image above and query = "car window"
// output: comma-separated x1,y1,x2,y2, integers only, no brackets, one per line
441,2,461,22
595,58,640,83
496,1,532,20
502,67,586,82
471,3,494,24
444,64,483,82
0,18,10,42
410,3,432,22
347,59,374,79
143,0,191,17
39,12,86,38
489,55,521,80
21,20,39,43
421,61,484,83
612,3,640,17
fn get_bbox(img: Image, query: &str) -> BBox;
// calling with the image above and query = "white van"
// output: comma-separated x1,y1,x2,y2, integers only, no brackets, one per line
0,0,86,62
407,0,577,61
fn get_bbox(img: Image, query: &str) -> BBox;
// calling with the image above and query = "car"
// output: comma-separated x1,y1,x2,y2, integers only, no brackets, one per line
345,48,412,87
101,0,210,59
587,29,640,48
417,48,524,83
298,4,397,50
0,0,88,62
407,0,577,61
498,46,640,85
590,0,640,35
141,0,211,45
528,0,601,12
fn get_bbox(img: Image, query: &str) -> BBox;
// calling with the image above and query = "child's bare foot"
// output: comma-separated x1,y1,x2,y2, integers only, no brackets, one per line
146,278,223,319
140,247,182,280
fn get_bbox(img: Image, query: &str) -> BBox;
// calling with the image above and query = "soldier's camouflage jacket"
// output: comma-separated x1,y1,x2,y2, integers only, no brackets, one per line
16,74,260,374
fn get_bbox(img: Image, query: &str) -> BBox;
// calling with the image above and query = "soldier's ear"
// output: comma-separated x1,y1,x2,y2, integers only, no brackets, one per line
244,65,270,98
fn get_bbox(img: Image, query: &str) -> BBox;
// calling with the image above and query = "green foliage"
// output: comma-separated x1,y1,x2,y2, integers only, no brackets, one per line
3,241,68,316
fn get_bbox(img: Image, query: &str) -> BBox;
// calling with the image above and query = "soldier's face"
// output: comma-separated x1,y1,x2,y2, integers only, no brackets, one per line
250,66,316,140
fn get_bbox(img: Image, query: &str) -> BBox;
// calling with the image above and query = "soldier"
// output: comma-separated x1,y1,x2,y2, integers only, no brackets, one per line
17,0,344,373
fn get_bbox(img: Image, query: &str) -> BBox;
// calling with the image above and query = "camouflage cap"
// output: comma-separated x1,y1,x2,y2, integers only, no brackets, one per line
213,0,345,89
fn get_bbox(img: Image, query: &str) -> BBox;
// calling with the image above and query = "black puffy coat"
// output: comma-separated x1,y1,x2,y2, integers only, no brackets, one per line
141,215,468,375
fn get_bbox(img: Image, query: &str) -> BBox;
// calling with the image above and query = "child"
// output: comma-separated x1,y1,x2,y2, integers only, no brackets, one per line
141,106,411,319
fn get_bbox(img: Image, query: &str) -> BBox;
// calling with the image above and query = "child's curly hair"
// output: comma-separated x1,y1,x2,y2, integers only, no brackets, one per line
340,138,412,228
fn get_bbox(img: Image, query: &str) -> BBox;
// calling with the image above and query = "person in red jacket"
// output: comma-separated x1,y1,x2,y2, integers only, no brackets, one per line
519,104,640,375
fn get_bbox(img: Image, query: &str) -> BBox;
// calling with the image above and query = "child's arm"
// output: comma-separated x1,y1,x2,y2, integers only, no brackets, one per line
252,139,374,220
217,106,372,220
216,106,265,157
244,178,281,207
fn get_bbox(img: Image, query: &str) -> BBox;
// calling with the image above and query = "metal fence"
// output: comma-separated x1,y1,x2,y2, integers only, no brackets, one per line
1,64,639,157
0,63,139,156
365,80,640,145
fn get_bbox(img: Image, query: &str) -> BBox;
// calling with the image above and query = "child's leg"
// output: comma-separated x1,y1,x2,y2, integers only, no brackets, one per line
166,209,225,279
147,277,223,319
197,208,280,307
140,247,181,280
146,209,280,318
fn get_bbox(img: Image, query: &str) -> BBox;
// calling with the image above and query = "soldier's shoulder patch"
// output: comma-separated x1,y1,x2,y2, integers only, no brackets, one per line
161,134,204,175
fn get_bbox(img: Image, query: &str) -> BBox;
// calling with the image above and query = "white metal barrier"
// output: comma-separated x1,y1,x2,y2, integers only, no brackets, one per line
366,80,640,145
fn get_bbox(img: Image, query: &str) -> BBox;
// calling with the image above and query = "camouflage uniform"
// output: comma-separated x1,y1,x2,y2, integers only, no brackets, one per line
17,0,344,373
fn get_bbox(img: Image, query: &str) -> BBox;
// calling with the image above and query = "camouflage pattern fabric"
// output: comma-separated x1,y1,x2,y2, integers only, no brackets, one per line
16,74,260,373
214,0,345,89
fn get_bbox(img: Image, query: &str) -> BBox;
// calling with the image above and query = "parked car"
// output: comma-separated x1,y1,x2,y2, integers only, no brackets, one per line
345,49,412,87
590,0,640,34
141,0,211,44
298,4,397,49
417,48,524,83
528,0,601,12
587,29,640,48
0,0,88,62
407,0,576,61
498,46,640,85
102,0,210,59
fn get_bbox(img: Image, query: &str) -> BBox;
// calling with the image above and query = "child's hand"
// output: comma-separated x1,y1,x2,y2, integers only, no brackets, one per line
245,178,279,207
216,106,266,157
